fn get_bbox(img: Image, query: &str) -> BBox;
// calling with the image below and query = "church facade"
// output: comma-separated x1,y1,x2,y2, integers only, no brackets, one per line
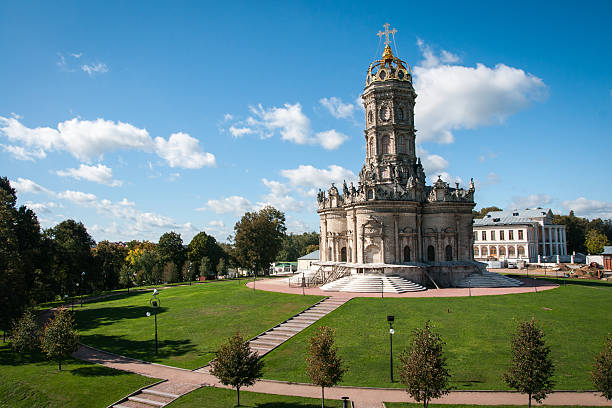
316,32,479,286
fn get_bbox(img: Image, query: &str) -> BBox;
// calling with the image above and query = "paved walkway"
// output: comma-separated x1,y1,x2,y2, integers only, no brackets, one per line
73,343,611,407
246,276,558,298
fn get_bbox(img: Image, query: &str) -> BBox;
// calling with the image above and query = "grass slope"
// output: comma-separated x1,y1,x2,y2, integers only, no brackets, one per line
385,404,602,408
74,280,323,369
168,386,344,407
0,344,158,408
262,282,612,390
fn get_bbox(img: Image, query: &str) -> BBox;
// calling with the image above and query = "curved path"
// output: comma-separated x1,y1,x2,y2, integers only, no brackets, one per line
246,276,558,298
73,343,611,407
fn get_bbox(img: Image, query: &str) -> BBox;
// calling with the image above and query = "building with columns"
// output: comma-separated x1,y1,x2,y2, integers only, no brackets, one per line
315,26,481,287
473,208,567,263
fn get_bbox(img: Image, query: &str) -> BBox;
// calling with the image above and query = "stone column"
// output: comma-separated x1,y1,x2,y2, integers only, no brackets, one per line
394,215,399,263
542,226,547,256
416,212,423,262
322,215,328,261
352,212,358,263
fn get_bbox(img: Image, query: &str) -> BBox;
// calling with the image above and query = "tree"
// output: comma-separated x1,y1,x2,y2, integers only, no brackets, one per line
503,318,555,407
41,308,79,370
210,332,264,406
592,335,612,400
10,310,40,353
187,231,225,278
162,261,178,283
0,177,28,338
216,258,227,278
199,256,212,279
276,232,320,262
92,241,128,291
306,326,345,408
398,321,450,408
585,229,610,255
45,220,95,297
472,206,503,219
233,206,286,274
156,232,186,274
119,264,134,293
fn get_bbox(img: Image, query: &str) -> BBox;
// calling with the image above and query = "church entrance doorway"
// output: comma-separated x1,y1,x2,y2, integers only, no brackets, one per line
340,247,347,262
427,245,435,262
365,245,381,263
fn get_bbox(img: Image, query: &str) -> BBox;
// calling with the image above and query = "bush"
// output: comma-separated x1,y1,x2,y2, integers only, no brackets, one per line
10,310,40,353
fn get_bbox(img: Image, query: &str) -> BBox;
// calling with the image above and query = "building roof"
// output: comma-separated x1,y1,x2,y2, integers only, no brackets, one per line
484,208,552,219
474,216,537,227
298,250,320,260
602,246,612,255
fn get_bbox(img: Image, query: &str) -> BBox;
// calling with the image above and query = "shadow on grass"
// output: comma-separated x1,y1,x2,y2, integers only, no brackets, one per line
534,277,612,288
80,334,196,362
74,306,167,331
0,345,46,366
69,365,129,377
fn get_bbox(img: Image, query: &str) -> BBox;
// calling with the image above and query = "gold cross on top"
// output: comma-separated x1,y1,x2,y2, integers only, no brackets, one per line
377,23,397,46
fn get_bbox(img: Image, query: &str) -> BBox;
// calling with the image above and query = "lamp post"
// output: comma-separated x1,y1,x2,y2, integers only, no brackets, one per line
73,282,78,312
80,271,86,307
387,315,395,382
147,289,161,354
302,272,305,296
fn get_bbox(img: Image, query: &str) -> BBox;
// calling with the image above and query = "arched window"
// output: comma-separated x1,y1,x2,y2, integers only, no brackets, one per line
508,246,515,257
490,246,497,256
403,246,411,262
397,107,404,121
473,246,479,256
518,246,525,257
499,247,506,256
427,245,435,262
328,247,332,261
369,139,374,156
445,245,453,261
368,111,373,124
367,190,374,199
340,247,347,262
381,135,390,154
482,247,488,256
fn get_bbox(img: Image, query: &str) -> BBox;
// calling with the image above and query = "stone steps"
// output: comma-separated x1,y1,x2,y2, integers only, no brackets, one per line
321,275,426,293
111,381,199,408
455,271,523,288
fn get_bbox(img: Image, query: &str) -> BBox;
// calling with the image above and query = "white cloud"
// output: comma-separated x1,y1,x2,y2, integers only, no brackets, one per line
71,53,82,59
508,194,552,209
280,165,356,189
257,179,304,212
478,151,498,162
208,220,225,228
486,172,500,186
203,196,253,215
420,152,448,175
0,116,215,169
1,144,46,161
81,63,108,76
413,40,547,144
56,163,122,186
229,126,254,138
11,178,54,195
58,190,98,205
249,103,311,144
561,197,612,219
319,97,355,119
154,132,216,168
315,130,349,150
24,201,60,213
223,114,233,121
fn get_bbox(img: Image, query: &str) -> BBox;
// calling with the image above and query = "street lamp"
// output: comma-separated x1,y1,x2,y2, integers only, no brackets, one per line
387,315,395,382
73,282,78,312
81,272,86,307
147,289,161,354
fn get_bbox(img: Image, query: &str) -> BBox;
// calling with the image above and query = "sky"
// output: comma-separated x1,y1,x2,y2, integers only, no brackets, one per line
1,1,611,244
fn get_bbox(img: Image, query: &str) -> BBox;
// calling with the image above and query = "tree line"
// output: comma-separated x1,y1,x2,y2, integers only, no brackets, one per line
0,177,319,337
474,206,612,254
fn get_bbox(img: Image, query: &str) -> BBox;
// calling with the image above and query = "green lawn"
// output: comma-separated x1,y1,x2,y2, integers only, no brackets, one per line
168,386,344,407
73,280,323,369
0,344,158,408
385,404,602,408
262,282,612,390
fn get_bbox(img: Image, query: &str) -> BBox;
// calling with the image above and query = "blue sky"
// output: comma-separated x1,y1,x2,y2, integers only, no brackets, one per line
1,1,611,244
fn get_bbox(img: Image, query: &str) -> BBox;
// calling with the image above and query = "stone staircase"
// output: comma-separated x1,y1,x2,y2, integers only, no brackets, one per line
195,297,349,374
320,274,426,293
111,381,199,408
455,271,523,288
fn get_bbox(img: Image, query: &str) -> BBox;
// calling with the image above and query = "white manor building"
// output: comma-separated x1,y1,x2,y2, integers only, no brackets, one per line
473,208,567,263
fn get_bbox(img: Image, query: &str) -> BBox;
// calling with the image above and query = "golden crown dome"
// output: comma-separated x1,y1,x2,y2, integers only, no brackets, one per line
366,26,412,86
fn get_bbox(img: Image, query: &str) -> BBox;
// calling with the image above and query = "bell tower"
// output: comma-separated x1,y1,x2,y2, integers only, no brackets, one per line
361,24,418,187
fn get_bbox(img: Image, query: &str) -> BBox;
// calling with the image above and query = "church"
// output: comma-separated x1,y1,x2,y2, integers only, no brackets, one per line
316,25,481,288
